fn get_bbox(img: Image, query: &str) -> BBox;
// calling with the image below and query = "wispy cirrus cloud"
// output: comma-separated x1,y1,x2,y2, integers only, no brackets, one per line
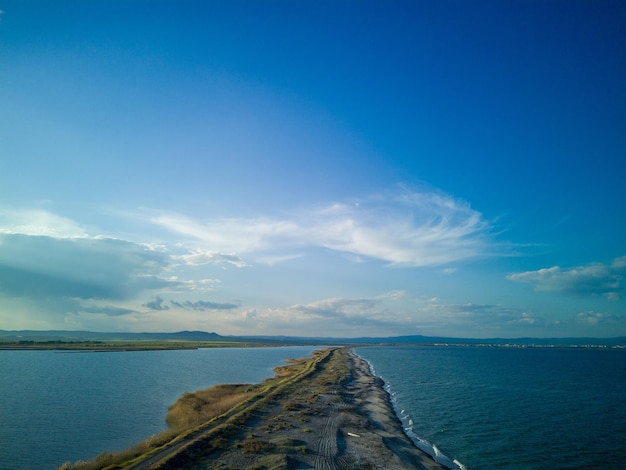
150,189,494,267
150,214,299,254
507,256,626,300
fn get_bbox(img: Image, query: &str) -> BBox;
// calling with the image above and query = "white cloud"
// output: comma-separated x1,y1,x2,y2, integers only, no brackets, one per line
507,255,626,300
0,208,90,238
0,209,239,328
612,256,626,270
305,194,488,266
0,195,499,334
217,294,553,338
378,290,410,300
0,233,177,301
177,249,250,267
149,189,493,267
166,277,221,293
254,253,304,266
576,310,622,326
215,291,416,337
410,301,555,336
150,213,300,254
511,312,542,326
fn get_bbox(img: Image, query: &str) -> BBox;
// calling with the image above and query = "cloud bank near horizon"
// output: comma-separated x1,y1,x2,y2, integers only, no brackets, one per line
0,233,173,300
0,189,499,333
507,256,626,301
0,188,495,303
1,193,624,337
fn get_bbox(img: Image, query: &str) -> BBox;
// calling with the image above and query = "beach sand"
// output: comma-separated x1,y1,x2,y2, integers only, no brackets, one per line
124,347,448,470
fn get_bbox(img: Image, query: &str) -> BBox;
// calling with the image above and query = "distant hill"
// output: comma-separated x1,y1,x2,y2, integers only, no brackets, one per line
2,330,624,347
236,334,626,347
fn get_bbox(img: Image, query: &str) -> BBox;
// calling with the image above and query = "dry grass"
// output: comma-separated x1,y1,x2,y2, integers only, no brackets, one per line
271,357,309,377
166,384,256,430
58,430,179,470
58,384,259,469
242,438,274,454
59,348,338,470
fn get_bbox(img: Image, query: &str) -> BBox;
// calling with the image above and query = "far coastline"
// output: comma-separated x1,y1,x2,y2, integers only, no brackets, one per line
3,329,624,349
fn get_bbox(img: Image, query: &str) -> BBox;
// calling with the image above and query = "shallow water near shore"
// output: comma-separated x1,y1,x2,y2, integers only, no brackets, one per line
357,346,626,470
0,346,320,470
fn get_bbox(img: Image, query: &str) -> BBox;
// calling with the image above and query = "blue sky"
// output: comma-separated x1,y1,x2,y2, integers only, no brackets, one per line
1,0,625,338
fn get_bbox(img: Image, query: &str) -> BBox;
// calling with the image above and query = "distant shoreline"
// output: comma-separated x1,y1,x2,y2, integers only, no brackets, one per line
3,329,625,349
60,347,448,469
0,340,294,351
4,339,624,353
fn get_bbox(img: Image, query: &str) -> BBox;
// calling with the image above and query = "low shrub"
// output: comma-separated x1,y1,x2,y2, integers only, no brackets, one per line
242,439,274,454
282,400,301,411
248,453,290,470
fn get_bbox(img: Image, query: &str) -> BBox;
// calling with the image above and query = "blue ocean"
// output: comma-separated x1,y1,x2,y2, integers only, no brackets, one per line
0,346,320,470
357,346,626,470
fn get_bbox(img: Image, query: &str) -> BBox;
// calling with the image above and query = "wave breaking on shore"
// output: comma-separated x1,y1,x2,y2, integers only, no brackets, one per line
357,351,466,470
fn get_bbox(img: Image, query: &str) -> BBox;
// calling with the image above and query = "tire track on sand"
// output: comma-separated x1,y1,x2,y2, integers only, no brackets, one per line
314,400,352,470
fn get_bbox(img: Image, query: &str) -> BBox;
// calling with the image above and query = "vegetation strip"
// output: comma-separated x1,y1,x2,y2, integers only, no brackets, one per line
60,348,333,469
1,340,290,351
149,349,333,469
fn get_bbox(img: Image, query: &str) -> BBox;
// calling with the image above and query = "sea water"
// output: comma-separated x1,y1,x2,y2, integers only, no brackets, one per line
0,346,319,470
356,346,626,470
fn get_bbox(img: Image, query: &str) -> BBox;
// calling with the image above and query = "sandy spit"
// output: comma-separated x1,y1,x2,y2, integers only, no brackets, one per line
126,347,449,470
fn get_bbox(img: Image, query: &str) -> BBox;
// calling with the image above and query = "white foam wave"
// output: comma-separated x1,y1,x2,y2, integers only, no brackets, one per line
356,351,467,470
453,458,468,470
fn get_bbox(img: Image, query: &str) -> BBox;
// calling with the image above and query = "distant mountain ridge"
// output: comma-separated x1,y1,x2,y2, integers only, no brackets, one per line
1,330,625,347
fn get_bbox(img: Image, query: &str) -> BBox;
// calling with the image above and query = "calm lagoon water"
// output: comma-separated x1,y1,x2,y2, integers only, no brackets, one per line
0,346,320,470
357,346,626,470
